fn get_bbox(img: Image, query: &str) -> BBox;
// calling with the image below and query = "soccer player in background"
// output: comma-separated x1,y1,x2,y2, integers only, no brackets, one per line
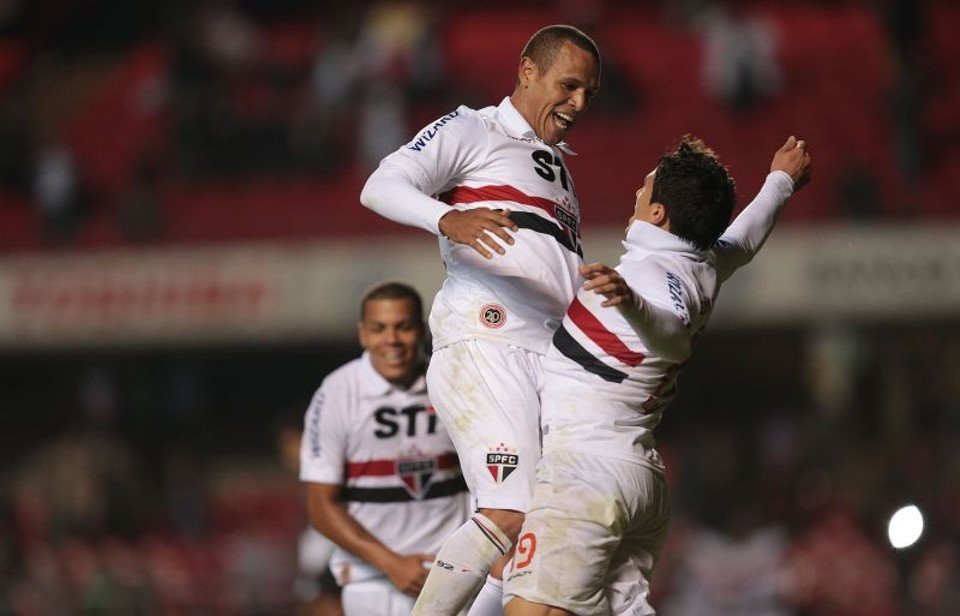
361,25,630,615
299,281,471,615
503,135,812,615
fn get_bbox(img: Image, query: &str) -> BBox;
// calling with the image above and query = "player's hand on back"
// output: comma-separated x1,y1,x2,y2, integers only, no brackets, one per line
581,262,637,309
771,135,812,191
384,552,434,598
439,208,519,259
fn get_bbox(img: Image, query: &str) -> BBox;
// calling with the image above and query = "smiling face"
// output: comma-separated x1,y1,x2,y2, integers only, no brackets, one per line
513,40,600,146
358,297,425,388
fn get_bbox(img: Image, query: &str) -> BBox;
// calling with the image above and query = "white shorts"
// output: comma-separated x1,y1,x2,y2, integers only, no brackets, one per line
504,449,670,615
427,339,543,512
341,577,415,616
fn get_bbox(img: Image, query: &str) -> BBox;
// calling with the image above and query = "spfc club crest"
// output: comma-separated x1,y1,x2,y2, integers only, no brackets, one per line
486,443,519,483
396,455,437,499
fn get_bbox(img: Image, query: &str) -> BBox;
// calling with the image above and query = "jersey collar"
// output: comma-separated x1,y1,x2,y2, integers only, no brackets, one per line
623,220,706,260
498,97,577,155
359,351,428,396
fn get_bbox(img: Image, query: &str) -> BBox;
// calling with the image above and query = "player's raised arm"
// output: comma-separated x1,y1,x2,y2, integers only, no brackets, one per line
715,136,812,281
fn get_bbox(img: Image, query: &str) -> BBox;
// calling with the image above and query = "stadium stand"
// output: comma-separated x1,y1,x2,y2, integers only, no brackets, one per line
1,2,957,254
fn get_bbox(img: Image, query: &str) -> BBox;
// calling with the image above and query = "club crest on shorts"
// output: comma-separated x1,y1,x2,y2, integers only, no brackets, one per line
396,450,437,499
486,442,519,483
479,303,506,329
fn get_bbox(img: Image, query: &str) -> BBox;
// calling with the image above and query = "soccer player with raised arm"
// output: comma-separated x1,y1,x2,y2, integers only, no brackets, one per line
503,136,812,615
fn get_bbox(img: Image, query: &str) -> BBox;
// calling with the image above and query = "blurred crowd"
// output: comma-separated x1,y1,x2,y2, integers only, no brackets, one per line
0,0,958,614
1,324,958,615
0,0,953,247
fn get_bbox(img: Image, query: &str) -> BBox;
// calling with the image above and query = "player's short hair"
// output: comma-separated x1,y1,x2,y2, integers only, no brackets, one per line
359,280,424,323
521,24,601,74
652,136,737,250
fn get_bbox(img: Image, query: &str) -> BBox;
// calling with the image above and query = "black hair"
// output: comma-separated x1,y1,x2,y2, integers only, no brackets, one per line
359,280,424,322
521,24,601,74
651,136,737,250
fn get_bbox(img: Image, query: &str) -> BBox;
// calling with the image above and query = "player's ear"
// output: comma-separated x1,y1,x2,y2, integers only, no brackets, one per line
519,56,537,87
649,202,667,227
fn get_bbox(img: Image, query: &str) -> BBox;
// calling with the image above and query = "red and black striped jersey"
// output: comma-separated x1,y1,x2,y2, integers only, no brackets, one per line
540,172,796,470
361,98,584,354
299,353,470,584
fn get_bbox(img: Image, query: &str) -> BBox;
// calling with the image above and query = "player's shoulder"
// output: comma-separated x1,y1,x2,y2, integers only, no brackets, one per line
318,357,365,394
405,105,485,152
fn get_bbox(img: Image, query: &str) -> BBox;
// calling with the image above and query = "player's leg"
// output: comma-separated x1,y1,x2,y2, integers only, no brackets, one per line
503,450,627,616
413,340,542,615
607,470,669,616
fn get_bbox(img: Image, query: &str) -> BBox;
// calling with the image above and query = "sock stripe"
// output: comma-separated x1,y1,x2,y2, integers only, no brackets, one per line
471,516,509,555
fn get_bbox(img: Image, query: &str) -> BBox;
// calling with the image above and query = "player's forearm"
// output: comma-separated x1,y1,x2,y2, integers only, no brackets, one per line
619,295,690,364
309,496,400,575
719,170,794,264
360,166,450,235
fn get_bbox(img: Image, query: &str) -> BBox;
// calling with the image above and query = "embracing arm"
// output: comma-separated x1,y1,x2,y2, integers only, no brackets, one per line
306,482,433,597
361,164,517,258
582,262,690,363
359,110,517,258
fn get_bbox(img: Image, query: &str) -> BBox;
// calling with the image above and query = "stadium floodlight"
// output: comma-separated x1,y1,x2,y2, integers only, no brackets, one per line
887,504,924,549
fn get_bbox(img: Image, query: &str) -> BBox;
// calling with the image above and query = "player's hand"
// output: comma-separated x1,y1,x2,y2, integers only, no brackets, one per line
438,208,519,259
384,552,434,597
771,136,812,191
581,262,636,309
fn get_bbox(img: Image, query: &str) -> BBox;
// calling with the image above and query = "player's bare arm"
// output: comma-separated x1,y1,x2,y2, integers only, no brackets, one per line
771,136,812,190
438,208,519,259
581,262,636,308
307,482,432,597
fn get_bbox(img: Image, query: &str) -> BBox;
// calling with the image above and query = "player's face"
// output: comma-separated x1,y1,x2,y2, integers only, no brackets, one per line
359,298,425,387
518,41,600,146
627,169,657,232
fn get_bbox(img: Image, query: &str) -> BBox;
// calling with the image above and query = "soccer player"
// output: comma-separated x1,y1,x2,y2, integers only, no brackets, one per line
502,135,812,615
360,25,621,615
299,281,471,616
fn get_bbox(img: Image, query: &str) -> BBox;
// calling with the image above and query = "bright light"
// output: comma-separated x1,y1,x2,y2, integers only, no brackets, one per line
887,504,924,549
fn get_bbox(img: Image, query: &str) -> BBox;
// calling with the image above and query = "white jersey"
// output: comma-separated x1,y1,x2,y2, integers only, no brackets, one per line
541,171,796,471
361,98,584,354
299,352,471,585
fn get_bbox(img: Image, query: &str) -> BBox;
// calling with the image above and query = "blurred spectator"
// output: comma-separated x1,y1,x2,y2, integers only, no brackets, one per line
836,161,881,220
117,156,165,241
0,94,31,192
699,0,781,115
781,504,900,616
657,508,792,616
31,135,85,242
910,539,960,615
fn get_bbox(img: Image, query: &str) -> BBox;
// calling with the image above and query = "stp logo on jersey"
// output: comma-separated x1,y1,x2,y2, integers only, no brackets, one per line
486,442,518,482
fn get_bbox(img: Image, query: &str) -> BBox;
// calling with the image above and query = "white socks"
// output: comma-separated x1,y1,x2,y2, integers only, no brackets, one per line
411,514,513,615
466,574,504,616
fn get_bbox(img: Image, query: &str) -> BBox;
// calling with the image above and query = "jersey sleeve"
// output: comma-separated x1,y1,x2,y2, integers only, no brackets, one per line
299,380,347,485
359,107,490,235
714,170,795,282
618,262,693,364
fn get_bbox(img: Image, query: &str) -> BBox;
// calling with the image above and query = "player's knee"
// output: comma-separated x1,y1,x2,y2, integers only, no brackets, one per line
478,507,525,542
